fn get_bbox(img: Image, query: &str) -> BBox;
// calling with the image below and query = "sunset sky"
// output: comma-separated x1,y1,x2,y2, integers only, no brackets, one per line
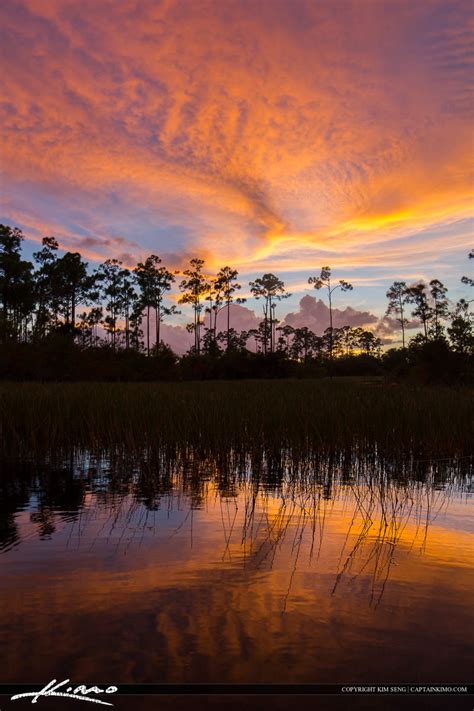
1,0,473,344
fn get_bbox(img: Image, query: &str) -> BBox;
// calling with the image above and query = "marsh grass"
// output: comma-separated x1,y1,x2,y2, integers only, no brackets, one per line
0,379,472,459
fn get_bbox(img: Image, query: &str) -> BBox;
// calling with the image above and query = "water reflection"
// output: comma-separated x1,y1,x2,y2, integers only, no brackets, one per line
0,449,473,684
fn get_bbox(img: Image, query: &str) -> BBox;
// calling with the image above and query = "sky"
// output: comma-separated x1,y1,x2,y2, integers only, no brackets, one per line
0,0,473,349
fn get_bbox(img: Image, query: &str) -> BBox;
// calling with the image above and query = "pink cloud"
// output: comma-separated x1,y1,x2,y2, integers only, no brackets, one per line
283,295,378,334
214,303,260,335
159,323,192,355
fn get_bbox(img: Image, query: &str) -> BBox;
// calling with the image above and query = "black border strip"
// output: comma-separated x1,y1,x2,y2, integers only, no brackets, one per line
0,684,472,696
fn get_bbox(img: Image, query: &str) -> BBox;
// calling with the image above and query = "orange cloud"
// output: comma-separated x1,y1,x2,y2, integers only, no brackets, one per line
0,0,472,277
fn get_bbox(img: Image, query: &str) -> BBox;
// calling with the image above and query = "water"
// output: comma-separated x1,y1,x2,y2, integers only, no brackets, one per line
1,451,473,694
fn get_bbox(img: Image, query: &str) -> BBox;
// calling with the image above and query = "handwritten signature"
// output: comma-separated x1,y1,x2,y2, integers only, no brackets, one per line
10,678,118,705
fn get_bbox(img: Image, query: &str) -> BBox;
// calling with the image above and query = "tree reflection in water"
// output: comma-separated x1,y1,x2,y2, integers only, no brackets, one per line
1,446,471,608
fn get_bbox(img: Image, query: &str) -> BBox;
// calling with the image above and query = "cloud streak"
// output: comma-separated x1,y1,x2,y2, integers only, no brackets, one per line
0,0,472,303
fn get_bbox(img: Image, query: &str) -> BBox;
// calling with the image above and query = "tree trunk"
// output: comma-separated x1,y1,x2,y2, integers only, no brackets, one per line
328,290,333,375
71,290,76,336
194,301,198,353
125,307,130,349
147,305,150,356
157,303,161,350
269,296,273,353
263,303,268,355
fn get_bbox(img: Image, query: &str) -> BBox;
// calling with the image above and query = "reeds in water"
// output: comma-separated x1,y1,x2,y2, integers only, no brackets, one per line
0,380,472,459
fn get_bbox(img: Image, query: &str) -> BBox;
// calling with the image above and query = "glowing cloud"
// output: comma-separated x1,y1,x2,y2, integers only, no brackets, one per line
0,0,472,312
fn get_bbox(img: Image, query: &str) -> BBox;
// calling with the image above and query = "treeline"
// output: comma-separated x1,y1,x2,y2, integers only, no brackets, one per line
0,224,472,382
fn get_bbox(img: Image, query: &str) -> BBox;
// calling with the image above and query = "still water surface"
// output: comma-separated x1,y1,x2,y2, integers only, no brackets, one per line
1,451,473,686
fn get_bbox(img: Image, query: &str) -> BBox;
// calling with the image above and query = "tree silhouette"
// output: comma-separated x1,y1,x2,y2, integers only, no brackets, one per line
249,273,290,353
357,328,382,355
32,238,96,339
96,259,129,350
33,236,60,337
276,324,294,354
214,266,245,351
405,282,432,340
179,258,209,354
429,279,448,339
448,299,473,354
135,255,177,355
385,281,409,348
77,307,103,348
290,326,321,362
0,225,34,342
308,266,353,366
1,222,473,382
121,270,138,350
216,327,248,353
55,251,95,334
